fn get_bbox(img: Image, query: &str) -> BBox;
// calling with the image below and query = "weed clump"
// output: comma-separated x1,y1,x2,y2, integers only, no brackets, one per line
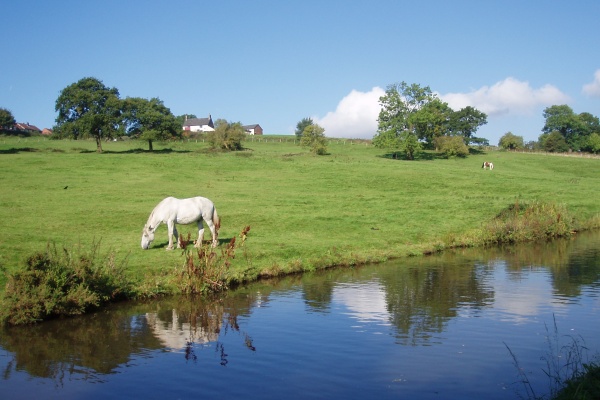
175,226,250,294
0,241,131,325
482,201,574,244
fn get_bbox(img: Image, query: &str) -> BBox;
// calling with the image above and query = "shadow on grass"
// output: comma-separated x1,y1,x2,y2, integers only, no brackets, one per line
79,148,192,154
377,151,442,161
148,237,233,250
378,147,491,161
0,147,40,154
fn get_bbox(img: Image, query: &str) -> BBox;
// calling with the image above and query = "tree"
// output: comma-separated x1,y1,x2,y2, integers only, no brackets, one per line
55,77,121,153
295,117,313,140
498,132,524,150
542,105,583,150
208,121,245,151
448,106,487,144
300,124,327,155
541,131,569,153
586,132,600,154
0,107,15,130
411,98,453,146
374,82,434,159
122,97,180,151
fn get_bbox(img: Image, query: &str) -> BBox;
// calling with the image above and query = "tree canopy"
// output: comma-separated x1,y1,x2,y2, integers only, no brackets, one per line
122,97,180,151
373,81,487,160
54,77,121,153
295,117,314,140
0,107,16,130
542,105,600,151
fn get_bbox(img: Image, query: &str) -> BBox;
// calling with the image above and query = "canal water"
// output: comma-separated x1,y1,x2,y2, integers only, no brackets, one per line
1,231,599,399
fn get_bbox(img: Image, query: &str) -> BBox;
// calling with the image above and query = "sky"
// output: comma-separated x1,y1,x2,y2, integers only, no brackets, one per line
2,0,599,145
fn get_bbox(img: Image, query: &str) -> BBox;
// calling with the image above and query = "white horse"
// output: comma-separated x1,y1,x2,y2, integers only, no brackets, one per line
141,196,220,250
482,161,494,170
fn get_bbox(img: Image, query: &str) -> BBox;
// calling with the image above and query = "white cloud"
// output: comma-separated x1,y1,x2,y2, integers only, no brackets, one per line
582,69,600,97
439,77,570,117
313,87,385,139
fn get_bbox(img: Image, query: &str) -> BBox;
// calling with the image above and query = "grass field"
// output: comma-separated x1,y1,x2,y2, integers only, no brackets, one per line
1,136,599,291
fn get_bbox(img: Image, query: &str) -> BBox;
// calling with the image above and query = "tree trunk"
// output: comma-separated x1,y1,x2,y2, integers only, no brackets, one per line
148,140,153,151
95,136,103,153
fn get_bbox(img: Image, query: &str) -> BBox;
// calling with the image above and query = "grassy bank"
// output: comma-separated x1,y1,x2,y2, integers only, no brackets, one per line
1,136,599,294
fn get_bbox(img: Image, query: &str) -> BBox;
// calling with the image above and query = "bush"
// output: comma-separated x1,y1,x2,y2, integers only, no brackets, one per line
434,135,469,158
481,201,574,244
0,241,132,325
208,121,245,151
300,124,328,155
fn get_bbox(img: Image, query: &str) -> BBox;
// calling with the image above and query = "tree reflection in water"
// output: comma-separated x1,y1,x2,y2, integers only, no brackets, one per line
0,230,598,393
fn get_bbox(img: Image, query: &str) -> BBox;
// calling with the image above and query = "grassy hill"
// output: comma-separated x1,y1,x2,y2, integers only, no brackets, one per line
1,136,599,291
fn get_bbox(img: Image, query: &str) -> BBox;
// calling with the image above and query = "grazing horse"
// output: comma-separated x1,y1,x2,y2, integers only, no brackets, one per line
482,161,494,170
141,196,220,250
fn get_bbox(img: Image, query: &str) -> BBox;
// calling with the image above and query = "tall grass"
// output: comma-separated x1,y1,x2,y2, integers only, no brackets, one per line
505,316,600,400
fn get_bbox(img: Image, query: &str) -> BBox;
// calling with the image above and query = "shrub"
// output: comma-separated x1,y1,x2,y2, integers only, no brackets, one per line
481,201,574,245
434,135,469,158
300,124,328,155
207,121,245,151
0,241,132,325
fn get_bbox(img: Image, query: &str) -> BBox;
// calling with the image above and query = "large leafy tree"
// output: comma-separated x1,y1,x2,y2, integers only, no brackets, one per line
0,107,16,130
122,97,180,151
55,77,121,153
540,131,569,153
448,106,487,144
295,117,313,140
374,82,435,159
411,98,453,146
374,82,486,158
542,105,584,150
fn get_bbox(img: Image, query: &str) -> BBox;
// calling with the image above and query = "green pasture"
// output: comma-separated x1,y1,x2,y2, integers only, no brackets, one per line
0,136,599,290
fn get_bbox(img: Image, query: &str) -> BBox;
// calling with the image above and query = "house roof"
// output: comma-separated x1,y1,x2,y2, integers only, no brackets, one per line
15,122,41,132
243,124,260,129
183,116,213,127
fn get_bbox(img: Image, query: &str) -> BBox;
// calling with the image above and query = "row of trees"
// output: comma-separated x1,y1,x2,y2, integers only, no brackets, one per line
499,105,600,153
54,77,180,152
51,77,252,153
373,82,488,159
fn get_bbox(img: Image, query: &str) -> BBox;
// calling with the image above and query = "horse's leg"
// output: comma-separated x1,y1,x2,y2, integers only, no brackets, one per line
173,224,180,249
166,220,175,250
194,220,205,248
205,219,218,248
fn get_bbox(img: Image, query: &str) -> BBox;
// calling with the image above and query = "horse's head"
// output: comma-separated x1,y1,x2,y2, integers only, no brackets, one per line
141,225,155,249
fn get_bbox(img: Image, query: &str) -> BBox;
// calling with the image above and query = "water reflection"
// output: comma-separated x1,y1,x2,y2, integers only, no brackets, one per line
0,231,598,394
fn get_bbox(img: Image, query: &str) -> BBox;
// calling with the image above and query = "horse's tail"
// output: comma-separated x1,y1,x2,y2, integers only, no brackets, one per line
212,207,221,233
482,162,485,168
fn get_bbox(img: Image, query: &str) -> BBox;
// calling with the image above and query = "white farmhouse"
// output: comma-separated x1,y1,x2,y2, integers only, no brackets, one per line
182,115,215,132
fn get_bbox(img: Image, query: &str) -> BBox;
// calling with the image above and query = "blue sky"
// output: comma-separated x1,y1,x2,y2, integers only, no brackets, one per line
2,1,599,144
